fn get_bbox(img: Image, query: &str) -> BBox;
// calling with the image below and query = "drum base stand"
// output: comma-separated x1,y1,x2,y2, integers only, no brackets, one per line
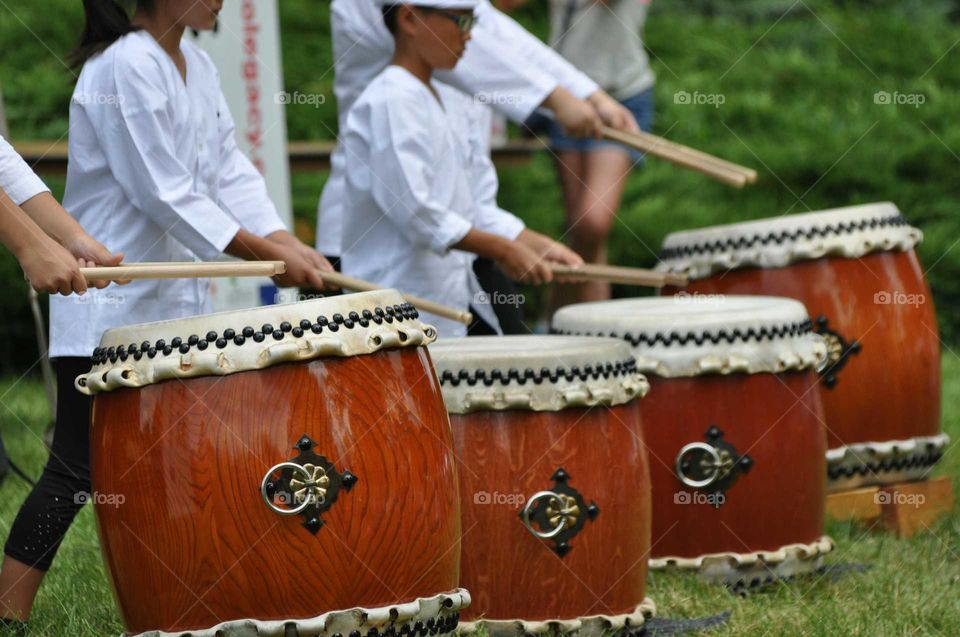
826,476,954,538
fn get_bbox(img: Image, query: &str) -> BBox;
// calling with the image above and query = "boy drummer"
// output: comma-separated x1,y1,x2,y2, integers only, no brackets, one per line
341,0,581,337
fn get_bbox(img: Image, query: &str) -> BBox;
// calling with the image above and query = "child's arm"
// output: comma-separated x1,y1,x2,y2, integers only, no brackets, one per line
0,187,88,295
453,228,553,285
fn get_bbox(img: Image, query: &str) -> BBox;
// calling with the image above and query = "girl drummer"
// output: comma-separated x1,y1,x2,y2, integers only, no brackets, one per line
500,0,656,305
0,0,335,628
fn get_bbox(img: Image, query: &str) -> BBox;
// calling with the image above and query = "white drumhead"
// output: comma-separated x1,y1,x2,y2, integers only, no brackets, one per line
552,295,826,378
77,290,437,395
658,202,921,279
428,336,649,413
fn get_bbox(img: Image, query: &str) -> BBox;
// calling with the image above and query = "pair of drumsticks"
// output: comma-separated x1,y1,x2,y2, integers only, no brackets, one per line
600,126,758,188
80,261,688,326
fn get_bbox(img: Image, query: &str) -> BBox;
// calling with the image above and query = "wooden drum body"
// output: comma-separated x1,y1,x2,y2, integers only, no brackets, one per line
77,291,468,637
553,297,833,588
429,337,654,636
658,203,945,491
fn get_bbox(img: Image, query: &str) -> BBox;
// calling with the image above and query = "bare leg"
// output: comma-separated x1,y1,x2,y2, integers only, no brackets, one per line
0,557,43,621
565,147,634,304
546,150,586,317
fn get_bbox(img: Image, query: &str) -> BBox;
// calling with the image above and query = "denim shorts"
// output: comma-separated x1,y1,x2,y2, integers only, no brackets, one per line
549,87,655,162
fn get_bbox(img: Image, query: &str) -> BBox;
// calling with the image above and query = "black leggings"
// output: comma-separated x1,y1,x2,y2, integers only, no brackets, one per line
4,358,91,572
469,258,526,336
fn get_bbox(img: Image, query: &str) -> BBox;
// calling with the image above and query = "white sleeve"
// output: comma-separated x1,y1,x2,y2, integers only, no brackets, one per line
359,101,472,254
93,57,241,260
0,135,50,206
435,3,558,122
468,145,524,240
215,92,287,238
487,6,599,100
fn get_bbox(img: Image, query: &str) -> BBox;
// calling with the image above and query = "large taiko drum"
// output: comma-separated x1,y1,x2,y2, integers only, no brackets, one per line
553,297,833,588
428,336,655,636
657,203,946,491
76,291,469,637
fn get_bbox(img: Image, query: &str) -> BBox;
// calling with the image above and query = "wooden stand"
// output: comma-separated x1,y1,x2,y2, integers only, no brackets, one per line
826,476,955,538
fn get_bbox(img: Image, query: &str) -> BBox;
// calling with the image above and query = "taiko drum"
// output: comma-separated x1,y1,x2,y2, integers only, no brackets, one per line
76,290,468,637
658,203,944,490
553,296,833,588
428,336,654,635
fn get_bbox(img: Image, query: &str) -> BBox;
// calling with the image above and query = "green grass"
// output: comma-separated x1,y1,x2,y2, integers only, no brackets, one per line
1,356,958,636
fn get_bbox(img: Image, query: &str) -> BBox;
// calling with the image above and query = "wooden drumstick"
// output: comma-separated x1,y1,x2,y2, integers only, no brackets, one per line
551,263,689,288
601,126,752,189
316,271,474,327
81,261,287,281
628,129,759,184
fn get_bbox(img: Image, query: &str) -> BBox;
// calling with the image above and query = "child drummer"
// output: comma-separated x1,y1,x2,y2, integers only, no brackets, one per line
341,0,581,337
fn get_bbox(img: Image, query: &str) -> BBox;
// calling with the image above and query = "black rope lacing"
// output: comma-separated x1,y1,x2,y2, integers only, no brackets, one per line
658,215,909,260
90,303,420,365
438,358,638,388
554,319,814,348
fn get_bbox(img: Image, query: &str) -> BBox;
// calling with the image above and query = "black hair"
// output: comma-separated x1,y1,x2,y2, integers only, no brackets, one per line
69,0,153,68
382,5,401,35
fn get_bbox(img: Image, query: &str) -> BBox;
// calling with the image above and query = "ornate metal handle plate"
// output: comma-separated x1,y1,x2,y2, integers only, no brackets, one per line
518,468,599,557
258,434,358,535
674,426,753,500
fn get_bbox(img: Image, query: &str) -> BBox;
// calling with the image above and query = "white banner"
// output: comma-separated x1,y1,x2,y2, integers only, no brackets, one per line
191,0,292,311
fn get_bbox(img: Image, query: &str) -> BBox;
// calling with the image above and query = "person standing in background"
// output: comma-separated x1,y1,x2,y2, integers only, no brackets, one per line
500,0,656,305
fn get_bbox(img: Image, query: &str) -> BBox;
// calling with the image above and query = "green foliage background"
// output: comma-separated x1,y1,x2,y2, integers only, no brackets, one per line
1,0,959,371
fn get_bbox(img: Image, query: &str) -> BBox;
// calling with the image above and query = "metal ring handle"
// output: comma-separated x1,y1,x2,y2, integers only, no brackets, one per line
520,490,568,539
260,462,314,516
675,442,724,489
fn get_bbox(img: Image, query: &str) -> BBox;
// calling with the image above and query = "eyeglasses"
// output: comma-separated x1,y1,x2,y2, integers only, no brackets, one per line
417,7,478,34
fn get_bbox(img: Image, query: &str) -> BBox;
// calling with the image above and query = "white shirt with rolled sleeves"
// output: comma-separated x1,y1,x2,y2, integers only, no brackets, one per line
341,67,521,338
0,134,49,205
49,31,287,360
317,0,598,257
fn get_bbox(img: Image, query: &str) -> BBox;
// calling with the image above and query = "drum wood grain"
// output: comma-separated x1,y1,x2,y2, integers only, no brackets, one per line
90,349,460,634
451,404,650,622
666,251,940,450
641,372,826,559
